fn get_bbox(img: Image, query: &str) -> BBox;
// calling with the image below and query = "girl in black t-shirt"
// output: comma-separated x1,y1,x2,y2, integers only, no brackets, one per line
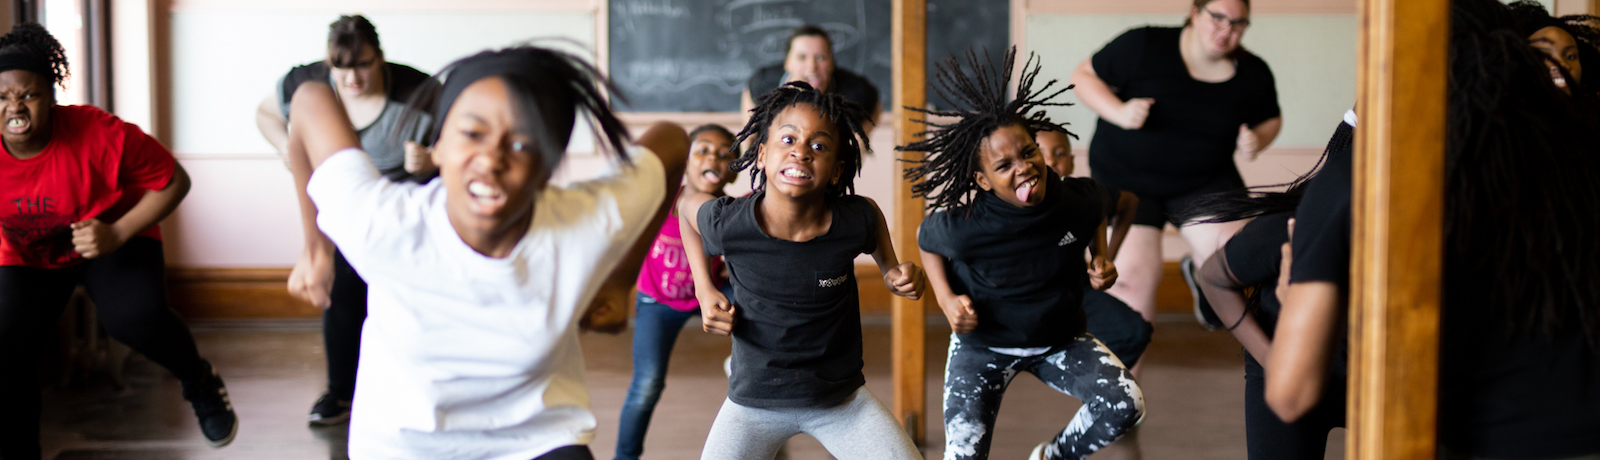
902,48,1143,460
1069,0,1282,342
679,82,925,459
1271,1,1600,458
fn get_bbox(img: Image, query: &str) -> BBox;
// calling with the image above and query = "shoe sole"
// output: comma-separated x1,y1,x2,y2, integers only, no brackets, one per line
206,417,238,448
1179,255,1224,330
308,412,351,426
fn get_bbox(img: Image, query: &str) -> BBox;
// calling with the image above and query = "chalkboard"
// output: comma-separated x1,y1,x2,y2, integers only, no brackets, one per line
608,0,1008,113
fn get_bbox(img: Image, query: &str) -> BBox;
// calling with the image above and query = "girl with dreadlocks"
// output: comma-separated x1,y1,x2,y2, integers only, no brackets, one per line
282,44,689,459
0,23,238,456
679,81,924,459
1508,0,1600,95
1267,1,1600,459
903,48,1143,460
1180,116,1351,460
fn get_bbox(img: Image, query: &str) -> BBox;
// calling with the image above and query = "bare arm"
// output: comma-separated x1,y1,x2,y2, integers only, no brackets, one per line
1264,280,1342,422
1196,250,1273,363
865,198,924,300
581,122,691,333
679,190,734,335
284,82,361,308
1107,191,1138,259
1238,116,1284,160
256,95,290,166
71,163,192,259
1070,59,1153,130
1087,217,1118,290
921,248,975,334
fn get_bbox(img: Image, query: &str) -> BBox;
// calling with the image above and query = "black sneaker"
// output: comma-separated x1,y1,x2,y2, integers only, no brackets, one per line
1181,254,1225,330
307,392,351,426
181,362,238,448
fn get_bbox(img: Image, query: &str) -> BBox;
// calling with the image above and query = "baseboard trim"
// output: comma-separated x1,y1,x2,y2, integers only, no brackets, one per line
168,263,1196,319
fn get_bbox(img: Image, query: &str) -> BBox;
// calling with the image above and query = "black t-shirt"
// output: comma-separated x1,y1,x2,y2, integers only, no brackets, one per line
1220,212,1290,334
698,192,878,408
747,64,881,114
919,173,1107,348
1288,128,1351,289
1087,27,1281,197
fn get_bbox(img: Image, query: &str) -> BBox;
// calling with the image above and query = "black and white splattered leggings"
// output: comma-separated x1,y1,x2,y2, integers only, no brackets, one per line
942,334,1144,460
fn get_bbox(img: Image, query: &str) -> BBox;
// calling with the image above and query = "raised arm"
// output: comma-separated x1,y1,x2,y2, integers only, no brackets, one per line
284,81,361,308
866,197,924,300
580,122,690,333
1070,59,1152,130
679,190,734,335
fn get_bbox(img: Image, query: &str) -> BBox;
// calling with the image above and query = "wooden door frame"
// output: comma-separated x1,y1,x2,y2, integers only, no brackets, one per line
891,0,929,446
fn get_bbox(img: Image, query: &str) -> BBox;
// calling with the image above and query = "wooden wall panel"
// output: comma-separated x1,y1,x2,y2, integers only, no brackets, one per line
1348,0,1446,457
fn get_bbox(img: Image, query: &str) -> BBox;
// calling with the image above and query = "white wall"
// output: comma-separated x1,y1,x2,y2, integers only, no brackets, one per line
162,7,596,267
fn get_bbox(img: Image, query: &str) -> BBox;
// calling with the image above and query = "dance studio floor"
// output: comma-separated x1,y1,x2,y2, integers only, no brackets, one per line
36,317,1344,459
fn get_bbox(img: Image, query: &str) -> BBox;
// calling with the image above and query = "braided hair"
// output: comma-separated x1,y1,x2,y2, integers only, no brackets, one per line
732,81,869,198
0,22,69,89
1178,120,1351,224
1508,0,1600,72
898,47,1074,212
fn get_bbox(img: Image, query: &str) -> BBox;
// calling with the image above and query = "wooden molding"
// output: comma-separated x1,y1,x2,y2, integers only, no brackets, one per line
1348,0,1445,457
891,0,930,444
169,262,1198,320
167,0,597,12
1026,0,1356,15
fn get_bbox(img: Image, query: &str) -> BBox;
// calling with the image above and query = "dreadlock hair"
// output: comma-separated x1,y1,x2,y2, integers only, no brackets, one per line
1179,120,1352,225
731,81,868,198
1448,0,1600,349
898,47,1074,212
399,44,632,193
0,22,69,89
688,123,735,144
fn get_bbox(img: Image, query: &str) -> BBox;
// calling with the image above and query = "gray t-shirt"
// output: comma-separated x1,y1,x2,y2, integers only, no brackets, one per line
276,64,434,182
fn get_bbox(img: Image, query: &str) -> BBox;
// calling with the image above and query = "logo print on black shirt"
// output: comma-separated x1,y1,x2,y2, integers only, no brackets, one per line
818,274,849,288
1058,232,1077,246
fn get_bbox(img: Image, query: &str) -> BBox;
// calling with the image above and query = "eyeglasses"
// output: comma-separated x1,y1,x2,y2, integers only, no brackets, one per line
1204,8,1251,30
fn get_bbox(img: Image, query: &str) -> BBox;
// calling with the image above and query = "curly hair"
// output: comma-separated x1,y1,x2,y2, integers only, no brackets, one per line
732,81,869,198
897,47,1075,212
1508,0,1600,90
0,22,70,89
688,123,735,144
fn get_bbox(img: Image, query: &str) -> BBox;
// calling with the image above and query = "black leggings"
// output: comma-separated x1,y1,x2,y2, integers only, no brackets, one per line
324,249,367,401
1243,354,1345,460
0,237,209,458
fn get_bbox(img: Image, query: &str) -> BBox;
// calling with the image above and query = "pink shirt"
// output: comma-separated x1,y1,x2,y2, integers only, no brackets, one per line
636,208,724,311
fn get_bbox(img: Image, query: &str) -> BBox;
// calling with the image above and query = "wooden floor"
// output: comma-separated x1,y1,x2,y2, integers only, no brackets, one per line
37,318,1344,460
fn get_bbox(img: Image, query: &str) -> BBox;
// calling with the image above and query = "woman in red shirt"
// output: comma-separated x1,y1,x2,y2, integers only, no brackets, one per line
0,23,237,457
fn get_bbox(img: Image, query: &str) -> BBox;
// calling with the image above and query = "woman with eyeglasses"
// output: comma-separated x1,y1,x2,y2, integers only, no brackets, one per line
1069,0,1282,366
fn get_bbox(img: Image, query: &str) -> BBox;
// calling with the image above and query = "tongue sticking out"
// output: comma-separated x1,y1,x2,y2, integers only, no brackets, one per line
702,171,722,184
1016,181,1034,203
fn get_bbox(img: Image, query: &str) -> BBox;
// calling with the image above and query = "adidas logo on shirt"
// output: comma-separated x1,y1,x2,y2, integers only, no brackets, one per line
818,274,849,288
1058,232,1078,246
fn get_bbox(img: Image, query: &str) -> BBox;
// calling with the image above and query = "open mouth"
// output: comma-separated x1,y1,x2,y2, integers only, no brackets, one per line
701,170,723,185
6,117,30,135
465,179,507,213
1015,176,1039,203
779,167,814,182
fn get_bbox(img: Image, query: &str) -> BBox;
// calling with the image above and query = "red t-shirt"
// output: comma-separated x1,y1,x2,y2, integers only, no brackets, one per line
0,105,176,268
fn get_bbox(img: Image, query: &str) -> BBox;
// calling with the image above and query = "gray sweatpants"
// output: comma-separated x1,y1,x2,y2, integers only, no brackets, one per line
700,386,922,460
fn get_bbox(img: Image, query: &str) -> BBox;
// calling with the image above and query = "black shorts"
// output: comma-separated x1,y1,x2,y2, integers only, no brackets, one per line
1130,171,1248,228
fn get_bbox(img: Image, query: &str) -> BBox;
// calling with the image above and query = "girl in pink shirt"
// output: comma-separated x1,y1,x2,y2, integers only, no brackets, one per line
614,124,736,460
